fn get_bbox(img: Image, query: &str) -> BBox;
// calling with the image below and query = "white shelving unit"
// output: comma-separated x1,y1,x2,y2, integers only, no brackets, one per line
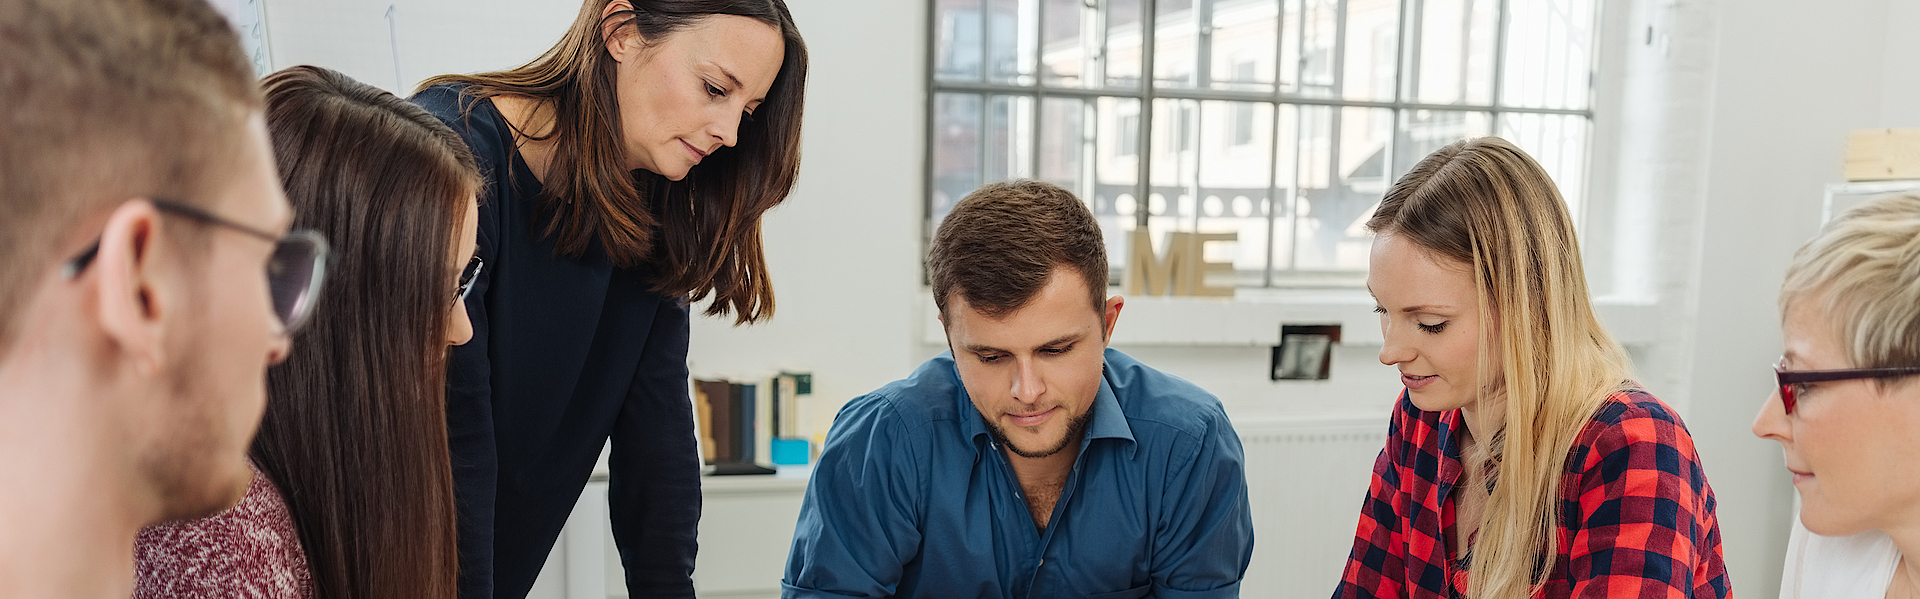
1824,180,1920,222
526,448,810,599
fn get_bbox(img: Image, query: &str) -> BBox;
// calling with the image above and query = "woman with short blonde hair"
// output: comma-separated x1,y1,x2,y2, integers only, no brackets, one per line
1755,192,1920,599
1336,137,1730,599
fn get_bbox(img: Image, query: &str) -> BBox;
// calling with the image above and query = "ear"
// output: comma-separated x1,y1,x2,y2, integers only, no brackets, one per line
91,200,173,375
601,0,640,63
1100,295,1124,346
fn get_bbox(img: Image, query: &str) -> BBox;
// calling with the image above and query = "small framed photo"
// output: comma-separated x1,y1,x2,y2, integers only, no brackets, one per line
1272,325,1342,380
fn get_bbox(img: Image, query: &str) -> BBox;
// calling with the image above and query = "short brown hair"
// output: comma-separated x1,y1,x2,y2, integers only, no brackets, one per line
0,0,261,350
929,180,1108,319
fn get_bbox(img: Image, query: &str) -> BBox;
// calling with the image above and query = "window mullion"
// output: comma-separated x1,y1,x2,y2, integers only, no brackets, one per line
1491,0,1510,122
1265,0,1288,287
1331,0,1348,98
1135,0,1158,229
1030,0,1043,179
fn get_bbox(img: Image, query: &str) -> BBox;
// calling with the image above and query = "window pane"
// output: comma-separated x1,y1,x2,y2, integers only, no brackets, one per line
1040,0,1091,86
1146,99,1275,287
1143,99,1192,287
1153,0,1201,89
1148,98,1199,199
987,0,1038,85
1208,0,1279,93
1406,0,1497,105
931,93,983,226
1104,0,1147,88
1038,97,1086,188
1042,0,1145,89
1342,0,1401,102
1285,0,1337,98
1499,113,1590,220
1282,105,1391,272
1198,101,1276,285
985,95,1035,183
1393,109,1491,175
1039,95,1143,272
1500,0,1595,109
934,0,984,82
1270,104,1301,273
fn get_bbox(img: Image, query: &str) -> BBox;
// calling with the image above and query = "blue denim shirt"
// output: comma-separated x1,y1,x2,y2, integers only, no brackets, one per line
783,349,1253,599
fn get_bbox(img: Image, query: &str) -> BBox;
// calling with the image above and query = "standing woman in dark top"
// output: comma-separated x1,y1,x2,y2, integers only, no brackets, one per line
410,1,805,598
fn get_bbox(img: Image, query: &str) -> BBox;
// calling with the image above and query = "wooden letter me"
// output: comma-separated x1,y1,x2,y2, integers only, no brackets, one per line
1125,229,1237,297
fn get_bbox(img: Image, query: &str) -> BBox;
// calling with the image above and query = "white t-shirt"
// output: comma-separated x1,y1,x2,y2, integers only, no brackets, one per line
1780,518,1901,599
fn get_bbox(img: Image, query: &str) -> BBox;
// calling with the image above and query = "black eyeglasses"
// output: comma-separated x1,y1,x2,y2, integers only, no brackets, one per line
63,198,330,333
454,255,483,305
1774,358,1920,415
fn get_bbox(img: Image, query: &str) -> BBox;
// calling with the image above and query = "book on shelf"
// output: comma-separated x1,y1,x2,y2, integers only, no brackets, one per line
691,380,716,464
691,371,815,475
696,379,735,465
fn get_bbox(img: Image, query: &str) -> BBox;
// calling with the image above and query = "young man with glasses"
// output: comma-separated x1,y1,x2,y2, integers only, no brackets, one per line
783,180,1253,599
0,0,327,596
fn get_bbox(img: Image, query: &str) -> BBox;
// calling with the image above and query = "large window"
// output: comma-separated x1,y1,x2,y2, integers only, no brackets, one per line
929,0,1599,287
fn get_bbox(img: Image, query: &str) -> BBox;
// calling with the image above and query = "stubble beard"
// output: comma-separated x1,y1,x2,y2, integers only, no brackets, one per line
141,323,253,524
986,401,1095,459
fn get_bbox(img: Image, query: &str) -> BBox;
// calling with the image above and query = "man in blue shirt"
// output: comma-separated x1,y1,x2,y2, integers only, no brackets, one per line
783,180,1254,599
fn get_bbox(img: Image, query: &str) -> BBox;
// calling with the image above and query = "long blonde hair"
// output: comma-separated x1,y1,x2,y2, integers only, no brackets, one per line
1367,137,1633,599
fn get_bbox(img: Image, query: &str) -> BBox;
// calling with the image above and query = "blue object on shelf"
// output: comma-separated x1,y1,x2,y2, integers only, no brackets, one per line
771,438,810,465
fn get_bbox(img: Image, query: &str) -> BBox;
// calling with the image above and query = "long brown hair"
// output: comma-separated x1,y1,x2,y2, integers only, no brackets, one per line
419,0,806,324
1368,137,1632,599
253,65,480,599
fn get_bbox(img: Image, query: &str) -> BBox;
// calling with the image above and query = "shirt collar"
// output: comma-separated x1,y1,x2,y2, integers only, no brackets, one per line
1085,368,1135,445
953,354,1137,453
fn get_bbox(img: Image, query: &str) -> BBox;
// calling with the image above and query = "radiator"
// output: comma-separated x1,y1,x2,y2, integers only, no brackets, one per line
1236,415,1390,599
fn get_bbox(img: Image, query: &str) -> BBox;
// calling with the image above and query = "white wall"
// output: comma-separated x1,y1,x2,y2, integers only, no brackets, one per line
259,0,579,95
1674,1,1920,597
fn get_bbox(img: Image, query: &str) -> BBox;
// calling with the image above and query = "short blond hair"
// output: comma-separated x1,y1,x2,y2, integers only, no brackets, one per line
1781,193,1920,374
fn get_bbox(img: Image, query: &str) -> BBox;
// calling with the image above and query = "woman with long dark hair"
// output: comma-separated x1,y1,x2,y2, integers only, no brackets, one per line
409,1,806,597
133,65,482,599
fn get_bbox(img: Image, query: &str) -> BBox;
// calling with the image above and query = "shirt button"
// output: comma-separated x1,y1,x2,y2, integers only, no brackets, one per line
1038,559,1045,567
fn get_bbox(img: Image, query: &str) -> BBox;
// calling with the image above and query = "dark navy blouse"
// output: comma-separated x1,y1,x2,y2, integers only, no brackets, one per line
413,84,701,599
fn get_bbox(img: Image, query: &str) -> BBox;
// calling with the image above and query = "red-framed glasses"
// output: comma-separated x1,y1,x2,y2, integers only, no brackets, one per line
1774,358,1920,414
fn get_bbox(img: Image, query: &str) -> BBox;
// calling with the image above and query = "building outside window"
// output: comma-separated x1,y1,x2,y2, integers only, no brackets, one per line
929,0,1600,287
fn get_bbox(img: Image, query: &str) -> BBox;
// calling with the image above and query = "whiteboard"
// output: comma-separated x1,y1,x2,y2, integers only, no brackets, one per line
209,0,274,76
257,0,579,94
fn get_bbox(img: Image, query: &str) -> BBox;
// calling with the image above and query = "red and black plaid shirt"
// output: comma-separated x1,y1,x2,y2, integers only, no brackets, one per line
1334,388,1730,599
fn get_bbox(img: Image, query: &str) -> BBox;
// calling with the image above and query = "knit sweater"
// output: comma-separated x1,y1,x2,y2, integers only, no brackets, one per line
133,461,313,598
